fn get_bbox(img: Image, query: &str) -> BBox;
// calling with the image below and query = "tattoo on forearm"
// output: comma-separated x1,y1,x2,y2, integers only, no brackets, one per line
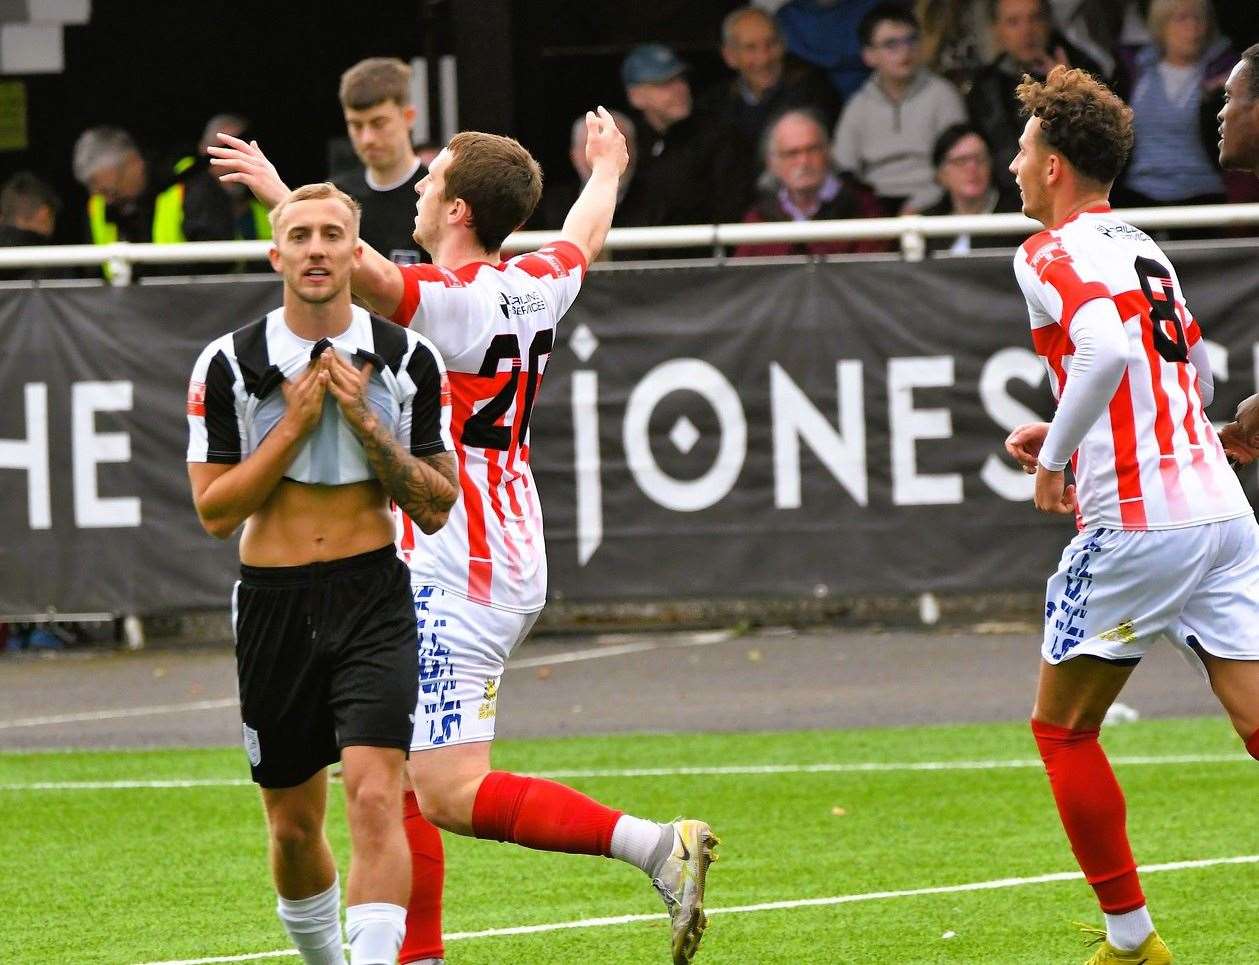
357,418,458,533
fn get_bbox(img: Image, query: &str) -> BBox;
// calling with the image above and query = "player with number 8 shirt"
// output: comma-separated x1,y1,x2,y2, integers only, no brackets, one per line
1001,66,1259,965
210,109,718,965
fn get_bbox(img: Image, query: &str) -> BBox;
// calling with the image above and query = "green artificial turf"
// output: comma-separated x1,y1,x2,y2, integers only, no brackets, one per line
3,717,1256,963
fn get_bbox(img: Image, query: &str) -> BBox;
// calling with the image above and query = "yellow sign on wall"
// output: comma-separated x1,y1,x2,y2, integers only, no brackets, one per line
0,82,29,152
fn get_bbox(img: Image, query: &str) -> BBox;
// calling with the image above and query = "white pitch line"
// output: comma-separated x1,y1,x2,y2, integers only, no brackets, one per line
0,698,239,730
0,778,255,791
509,630,734,670
1,751,1247,792
509,641,661,669
0,631,735,732
530,752,1250,779
132,853,1259,965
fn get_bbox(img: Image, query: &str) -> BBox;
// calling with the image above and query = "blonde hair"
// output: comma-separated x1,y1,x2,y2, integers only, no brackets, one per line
269,183,361,237
1147,0,1216,54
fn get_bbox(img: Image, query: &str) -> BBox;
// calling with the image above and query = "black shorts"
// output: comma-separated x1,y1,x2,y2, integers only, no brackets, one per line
233,544,418,789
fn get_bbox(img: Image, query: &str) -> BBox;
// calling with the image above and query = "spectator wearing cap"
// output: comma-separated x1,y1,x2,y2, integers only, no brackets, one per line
775,0,886,100
966,0,1106,194
0,171,66,280
919,123,1022,253
617,43,754,245
831,3,967,214
698,7,842,154
734,109,889,257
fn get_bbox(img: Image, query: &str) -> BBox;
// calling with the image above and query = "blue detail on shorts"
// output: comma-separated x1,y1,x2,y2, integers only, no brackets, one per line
414,584,462,746
1048,529,1107,661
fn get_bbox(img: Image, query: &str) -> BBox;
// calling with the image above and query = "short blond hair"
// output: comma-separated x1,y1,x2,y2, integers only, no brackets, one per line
1147,0,1216,53
269,182,361,237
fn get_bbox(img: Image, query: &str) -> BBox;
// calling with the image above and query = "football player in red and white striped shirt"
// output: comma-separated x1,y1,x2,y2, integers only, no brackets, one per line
212,111,718,965
1002,67,1259,965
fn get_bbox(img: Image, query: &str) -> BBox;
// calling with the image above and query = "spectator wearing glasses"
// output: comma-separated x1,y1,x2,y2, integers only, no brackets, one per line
920,123,1022,253
831,3,967,214
967,0,1105,193
734,108,888,257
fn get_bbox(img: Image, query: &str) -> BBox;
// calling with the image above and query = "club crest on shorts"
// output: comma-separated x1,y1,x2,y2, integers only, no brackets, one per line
242,723,262,767
1099,620,1137,645
478,677,499,721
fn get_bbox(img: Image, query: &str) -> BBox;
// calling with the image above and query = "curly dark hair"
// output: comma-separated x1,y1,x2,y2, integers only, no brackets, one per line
1015,65,1133,186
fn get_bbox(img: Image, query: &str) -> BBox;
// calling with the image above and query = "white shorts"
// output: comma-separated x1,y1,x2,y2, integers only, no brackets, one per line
410,583,539,751
1043,515,1259,675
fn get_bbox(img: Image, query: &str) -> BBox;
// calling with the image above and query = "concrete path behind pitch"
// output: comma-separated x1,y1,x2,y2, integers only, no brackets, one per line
0,626,1221,751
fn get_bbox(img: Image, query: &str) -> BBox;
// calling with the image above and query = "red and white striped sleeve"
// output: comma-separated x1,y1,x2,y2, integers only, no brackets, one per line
1017,230,1111,327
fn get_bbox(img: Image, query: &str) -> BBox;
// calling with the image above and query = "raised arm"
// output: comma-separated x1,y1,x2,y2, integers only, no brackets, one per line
322,350,457,533
210,132,406,315
208,132,291,209
559,106,629,265
188,364,328,538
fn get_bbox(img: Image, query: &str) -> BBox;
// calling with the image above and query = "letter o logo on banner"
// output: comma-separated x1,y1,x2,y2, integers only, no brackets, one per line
622,358,746,512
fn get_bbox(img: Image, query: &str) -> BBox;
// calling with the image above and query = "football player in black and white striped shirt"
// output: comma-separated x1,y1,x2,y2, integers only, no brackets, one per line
186,182,457,965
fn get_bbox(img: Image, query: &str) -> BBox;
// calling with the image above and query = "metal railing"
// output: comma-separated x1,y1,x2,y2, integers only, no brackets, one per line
3,203,1259,283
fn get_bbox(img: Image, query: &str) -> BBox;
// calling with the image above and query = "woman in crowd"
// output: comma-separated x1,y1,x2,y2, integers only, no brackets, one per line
1115,0,1235,208
920,123,1021,254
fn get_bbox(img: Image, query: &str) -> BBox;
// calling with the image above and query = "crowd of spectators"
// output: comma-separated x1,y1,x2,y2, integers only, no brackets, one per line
526,0,1255,259
0,0,1254,275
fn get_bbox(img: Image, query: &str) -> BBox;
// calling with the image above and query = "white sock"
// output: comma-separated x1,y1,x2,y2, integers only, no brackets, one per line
345,902,406,965
1105,905,1154,951
276,878,345,965
609,815,673,876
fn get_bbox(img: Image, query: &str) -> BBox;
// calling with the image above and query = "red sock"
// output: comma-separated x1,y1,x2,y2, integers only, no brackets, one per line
471,771,622,855
399,791,445,964
1031,719,1146,914
1248,728,1259,761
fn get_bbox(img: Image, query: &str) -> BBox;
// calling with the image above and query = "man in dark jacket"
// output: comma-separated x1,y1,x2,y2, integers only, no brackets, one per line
617,43,755,254
967,0,1104,192
0,171,64,280
698,7,842,152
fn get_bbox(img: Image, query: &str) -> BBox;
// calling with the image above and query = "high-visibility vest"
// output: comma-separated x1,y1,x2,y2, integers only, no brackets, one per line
246,198,271,241
87,158,192,278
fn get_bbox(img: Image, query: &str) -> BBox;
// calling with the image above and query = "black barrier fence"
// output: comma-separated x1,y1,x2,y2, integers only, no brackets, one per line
2,250,1258,615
